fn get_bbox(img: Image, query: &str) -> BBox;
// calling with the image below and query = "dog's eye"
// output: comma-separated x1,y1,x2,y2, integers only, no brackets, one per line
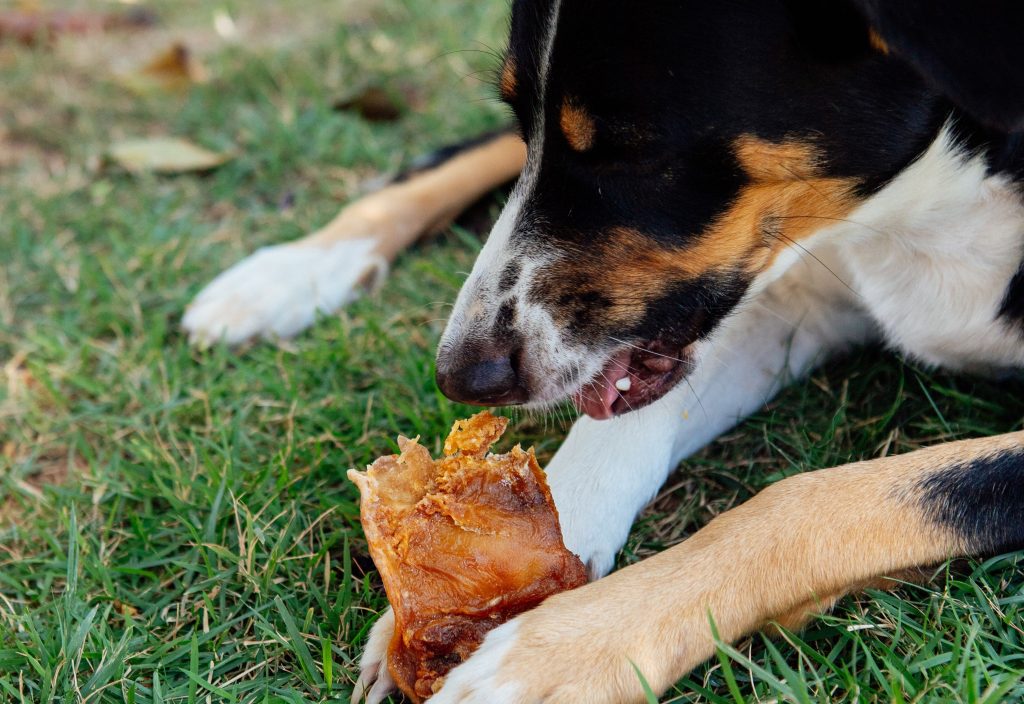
576,118,662,157
583,132,671,175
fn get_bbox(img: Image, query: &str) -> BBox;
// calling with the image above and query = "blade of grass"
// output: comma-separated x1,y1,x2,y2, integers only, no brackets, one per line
274,596,324,688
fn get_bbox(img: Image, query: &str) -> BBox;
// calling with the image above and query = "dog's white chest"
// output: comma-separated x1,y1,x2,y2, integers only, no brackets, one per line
837,129,1024,371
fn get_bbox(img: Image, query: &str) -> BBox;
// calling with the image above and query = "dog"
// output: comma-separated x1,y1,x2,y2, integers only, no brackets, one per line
183,1,1024,702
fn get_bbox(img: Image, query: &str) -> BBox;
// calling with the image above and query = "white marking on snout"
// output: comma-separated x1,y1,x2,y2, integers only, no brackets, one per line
439,0,588,404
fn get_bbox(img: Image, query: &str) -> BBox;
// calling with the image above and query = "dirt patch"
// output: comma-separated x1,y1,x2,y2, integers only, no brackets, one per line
2,352,40,419
0,444,80,525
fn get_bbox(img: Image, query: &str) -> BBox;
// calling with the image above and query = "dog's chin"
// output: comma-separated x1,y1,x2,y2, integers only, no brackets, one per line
570,341,695,420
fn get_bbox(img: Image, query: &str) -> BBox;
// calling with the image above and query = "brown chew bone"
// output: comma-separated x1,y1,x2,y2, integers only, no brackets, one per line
348,412,587,701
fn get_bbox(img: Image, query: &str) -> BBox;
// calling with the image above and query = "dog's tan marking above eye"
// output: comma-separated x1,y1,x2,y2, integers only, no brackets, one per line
500,57,518,101
559,97,596,151
868,28,891,55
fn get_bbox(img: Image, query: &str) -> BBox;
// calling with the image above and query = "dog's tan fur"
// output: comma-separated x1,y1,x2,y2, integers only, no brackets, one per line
868,28,891,55
722,136,862,272
568,138,861,312
440,431,1023,703
500,57,519,102
559,97,597,152
301,133,526,261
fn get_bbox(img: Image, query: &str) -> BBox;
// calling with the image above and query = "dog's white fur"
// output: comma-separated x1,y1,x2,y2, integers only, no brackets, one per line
840,128,1024,371
350,126,1024,703
175,0,1024,694
179,46,1024,701
177,62,1024,703
438,0,621,405
182,239,386,345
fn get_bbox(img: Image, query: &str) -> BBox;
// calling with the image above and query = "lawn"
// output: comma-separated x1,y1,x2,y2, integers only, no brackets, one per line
1,1,1022,702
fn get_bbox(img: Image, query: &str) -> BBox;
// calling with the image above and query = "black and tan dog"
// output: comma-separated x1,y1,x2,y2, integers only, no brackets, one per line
184,1,1024,701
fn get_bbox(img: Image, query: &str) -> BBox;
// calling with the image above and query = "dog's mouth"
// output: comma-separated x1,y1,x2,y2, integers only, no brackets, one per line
571,340,694,420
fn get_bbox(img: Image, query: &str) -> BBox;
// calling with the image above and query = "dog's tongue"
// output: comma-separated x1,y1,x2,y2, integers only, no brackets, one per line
571,350,632,420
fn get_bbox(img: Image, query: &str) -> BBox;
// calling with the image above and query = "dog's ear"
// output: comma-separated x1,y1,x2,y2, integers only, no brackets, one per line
853,0,1024,132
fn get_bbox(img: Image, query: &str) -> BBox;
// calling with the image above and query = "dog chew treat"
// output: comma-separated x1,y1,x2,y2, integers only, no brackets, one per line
348,412,587,702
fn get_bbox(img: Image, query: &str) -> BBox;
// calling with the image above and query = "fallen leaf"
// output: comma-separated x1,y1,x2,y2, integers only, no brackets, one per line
119,41,209,94
333,86,404,122
108,137,233,174
114,600,140,618
0,7,156,46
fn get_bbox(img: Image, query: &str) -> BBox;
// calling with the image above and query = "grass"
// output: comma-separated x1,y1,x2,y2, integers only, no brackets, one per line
1,1,1022,702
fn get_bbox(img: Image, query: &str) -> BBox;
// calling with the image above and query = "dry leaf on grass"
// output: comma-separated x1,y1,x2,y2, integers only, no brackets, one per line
119,41,209,94
108,137,233,174
0,7,156,46
0,446,80,525
333,86,404,122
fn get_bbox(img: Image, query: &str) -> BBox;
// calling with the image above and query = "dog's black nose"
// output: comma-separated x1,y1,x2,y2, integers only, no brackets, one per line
436,348,528,406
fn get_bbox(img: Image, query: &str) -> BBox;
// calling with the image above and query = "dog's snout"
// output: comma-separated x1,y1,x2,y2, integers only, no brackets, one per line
436,345,527,406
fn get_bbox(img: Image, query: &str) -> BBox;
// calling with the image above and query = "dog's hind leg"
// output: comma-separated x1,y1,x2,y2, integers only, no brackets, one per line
182,131,526,346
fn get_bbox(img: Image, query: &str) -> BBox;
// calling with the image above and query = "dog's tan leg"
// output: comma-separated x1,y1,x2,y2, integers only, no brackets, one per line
430,431,1024,704
769,566,934,632
302,132,527,259
183,132,526,345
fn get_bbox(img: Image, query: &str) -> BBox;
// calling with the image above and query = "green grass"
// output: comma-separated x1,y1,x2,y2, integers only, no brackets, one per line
1,1,1022,702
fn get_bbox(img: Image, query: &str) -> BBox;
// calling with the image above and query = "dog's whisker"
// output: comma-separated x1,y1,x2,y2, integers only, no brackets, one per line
607,336,689,365
760,227,860,298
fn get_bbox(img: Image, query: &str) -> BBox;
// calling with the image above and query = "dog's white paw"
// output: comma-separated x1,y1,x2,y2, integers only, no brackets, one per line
546,443,660,580
182,238,386,345
350,607,396,704
428,620,524,704
430,580,661,704
544,408,682,581
555,492,627,581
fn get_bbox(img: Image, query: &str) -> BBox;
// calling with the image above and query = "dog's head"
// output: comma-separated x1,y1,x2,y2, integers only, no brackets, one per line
436,0,1024,419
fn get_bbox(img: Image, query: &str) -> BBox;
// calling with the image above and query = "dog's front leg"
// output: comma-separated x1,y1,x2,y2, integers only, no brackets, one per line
432,431,1024,704
550,259,874,580
353,256,872,702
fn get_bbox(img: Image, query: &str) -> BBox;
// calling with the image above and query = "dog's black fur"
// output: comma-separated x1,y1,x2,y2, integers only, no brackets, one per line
494,0,1024,393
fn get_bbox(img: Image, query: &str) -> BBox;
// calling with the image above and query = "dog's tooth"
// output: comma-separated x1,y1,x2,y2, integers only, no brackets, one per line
615,377,632,392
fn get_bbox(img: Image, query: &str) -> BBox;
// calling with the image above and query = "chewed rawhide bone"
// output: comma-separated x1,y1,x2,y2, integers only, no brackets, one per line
348,412,587,701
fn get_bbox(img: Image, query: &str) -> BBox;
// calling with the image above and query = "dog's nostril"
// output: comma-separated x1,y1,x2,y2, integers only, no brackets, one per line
468,358,517,399
435,350,528,406
508,345,523,378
